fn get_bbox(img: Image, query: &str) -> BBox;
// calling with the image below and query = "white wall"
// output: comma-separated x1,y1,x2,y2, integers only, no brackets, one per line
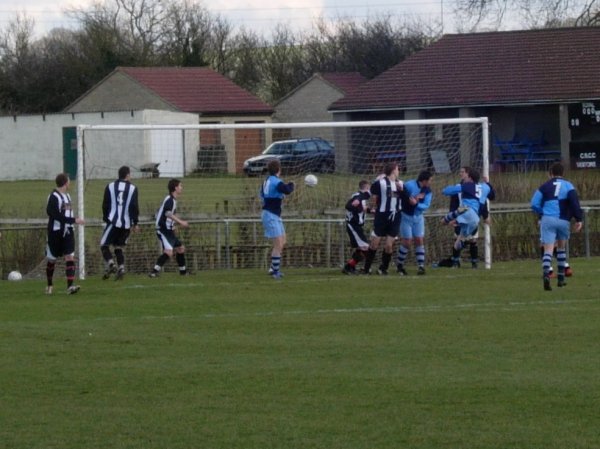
0,110,199,181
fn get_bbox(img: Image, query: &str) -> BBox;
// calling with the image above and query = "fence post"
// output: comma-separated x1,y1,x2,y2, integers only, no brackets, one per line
583,207,591,258
339,220,345,268
216,223,221,268
326,221,331,267
225,219,231,269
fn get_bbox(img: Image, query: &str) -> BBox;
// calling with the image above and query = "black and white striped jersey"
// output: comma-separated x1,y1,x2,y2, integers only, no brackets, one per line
46,190,75,234
370,177,403,214
345,191,371,226
155,195,177,232
102,180,139,229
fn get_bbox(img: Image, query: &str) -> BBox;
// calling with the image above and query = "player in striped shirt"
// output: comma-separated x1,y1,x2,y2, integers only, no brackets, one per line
362,162,405,275
100,166,139,280
45,173,85,295
149,179,189,277
342,180,372,274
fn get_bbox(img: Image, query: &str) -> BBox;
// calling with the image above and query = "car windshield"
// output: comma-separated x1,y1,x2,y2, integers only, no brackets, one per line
263,142,293,155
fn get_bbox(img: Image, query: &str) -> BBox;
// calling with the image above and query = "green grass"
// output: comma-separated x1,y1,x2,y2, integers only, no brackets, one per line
2,170,599,219
0,175,361,220
2,259,600,449
0,177,261,219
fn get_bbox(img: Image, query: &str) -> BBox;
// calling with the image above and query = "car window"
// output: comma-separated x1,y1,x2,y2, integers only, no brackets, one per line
264,142,292,155
316,140,333,151
293,142,308,153
303,141,318,153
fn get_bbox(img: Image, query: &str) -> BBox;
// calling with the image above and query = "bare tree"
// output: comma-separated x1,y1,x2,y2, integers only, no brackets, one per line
0,14,38,113
304,16,432,79
158,0,213,66
259,25,308,103
454,0,600,30
0,0,436,112
227,28,263,94
208,16,234,75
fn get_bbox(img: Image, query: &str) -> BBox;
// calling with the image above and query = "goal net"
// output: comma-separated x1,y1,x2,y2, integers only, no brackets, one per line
76,118,490,278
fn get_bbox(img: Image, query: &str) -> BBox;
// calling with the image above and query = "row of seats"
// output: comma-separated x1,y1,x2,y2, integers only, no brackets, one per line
494,135,561,171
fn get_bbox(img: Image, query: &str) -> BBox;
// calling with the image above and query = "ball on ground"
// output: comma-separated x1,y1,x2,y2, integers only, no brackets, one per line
304,174,318,187
8,271,22,281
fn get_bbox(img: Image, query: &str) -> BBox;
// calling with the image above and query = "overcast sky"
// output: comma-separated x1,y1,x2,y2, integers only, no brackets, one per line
0,0,454,37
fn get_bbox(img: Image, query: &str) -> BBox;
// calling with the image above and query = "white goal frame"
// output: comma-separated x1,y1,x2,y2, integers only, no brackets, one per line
76,118,490,279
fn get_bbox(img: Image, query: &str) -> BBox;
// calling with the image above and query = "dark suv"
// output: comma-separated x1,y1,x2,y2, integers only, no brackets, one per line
243,138,335,176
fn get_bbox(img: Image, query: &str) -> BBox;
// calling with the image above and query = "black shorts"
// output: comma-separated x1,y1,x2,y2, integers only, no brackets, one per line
46,230,75,260
100,224,131,247
346,222,369,249
156,230,183,251
372,212,401,238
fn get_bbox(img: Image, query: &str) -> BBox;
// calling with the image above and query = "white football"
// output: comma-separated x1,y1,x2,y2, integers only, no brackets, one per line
304,174,318,187
8,271,22,281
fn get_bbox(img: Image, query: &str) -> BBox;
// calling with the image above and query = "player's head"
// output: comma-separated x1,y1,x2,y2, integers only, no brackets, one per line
55,173,69,188
417,170,433,185
466,167,480,183
118,166,130,180
549,162,564,177
459,166,470,181
383,162,399,177
168,178,181,193
267,159,281,176
358,180,370,191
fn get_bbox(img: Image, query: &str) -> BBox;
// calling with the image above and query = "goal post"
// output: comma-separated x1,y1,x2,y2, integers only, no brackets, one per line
76,117,490,279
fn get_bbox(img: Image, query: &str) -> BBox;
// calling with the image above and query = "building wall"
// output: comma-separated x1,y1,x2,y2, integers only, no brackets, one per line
273,78,343,142
200,115,273,174
0,110,199,181
66,72,175,113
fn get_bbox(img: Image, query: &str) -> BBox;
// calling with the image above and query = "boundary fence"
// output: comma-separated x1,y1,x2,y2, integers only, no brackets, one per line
1,204,598,279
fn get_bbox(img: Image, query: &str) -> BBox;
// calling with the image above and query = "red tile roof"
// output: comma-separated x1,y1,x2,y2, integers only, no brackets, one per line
119,67,273,115
331,27,600,111
319,72,367,95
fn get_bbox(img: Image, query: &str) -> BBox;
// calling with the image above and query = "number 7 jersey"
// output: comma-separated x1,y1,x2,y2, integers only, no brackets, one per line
531,176,583,222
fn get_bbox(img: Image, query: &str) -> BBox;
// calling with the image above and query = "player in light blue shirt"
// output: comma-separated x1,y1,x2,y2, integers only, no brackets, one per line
260,159,294,279
441,167,490,258
396,170,433,275
531,162,583,291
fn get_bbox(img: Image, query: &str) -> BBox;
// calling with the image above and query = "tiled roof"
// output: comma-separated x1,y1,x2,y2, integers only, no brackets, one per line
319,72,367,95
119,67,273,115
331,27,600,111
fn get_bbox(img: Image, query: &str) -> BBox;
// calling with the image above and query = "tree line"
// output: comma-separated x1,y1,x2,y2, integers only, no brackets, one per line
0,0,597,115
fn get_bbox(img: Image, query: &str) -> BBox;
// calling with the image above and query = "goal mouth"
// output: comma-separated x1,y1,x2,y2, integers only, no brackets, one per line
76,118,490,278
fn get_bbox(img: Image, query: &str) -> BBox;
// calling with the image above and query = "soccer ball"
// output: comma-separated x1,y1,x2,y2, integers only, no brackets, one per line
8,271,22,281
304,174,318,187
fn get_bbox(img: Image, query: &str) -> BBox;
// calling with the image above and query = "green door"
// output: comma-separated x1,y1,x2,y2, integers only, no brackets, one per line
62,127,77,178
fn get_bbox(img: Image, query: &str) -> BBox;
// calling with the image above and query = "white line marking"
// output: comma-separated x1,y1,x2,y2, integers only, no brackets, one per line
82,298,600,324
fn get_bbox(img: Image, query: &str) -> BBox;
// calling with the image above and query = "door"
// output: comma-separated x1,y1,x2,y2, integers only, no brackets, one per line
62,127,78,178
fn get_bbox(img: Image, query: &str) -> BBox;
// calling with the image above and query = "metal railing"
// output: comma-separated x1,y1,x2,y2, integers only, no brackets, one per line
1,204,598,278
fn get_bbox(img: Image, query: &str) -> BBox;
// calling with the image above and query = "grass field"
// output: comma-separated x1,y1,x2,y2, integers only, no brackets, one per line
2,259,600,449
2,170,599,219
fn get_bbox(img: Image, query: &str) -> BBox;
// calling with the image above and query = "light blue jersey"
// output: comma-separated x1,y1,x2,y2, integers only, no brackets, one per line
400,178,432,239
531,176,583,245
260,174,294,217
